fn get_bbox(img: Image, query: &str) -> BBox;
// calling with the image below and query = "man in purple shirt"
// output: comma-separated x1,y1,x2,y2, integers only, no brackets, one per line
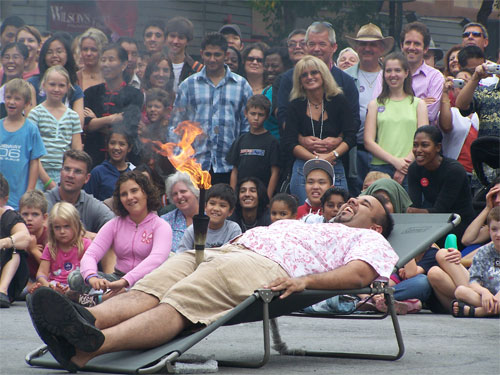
373,22,444,125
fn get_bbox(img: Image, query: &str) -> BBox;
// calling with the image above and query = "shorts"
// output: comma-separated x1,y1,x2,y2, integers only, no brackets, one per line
132,244,289,325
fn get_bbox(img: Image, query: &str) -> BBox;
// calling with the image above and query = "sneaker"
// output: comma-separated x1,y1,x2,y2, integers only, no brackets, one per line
0,292,10,308
66,290,98,307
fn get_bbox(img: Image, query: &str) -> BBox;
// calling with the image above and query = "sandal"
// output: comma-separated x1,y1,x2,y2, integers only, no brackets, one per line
403,299,422,314
451,299,476,318
375,298,409,315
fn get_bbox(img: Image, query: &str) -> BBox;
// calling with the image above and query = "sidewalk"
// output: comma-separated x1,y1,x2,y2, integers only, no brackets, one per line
1,301,499,375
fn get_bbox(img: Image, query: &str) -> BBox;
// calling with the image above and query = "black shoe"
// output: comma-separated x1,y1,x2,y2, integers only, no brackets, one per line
0,292,10,308
26,293,80,373
29,287,104,352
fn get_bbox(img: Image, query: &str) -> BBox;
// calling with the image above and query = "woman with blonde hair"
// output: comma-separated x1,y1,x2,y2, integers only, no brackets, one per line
282,55,356,204
76,27,109,91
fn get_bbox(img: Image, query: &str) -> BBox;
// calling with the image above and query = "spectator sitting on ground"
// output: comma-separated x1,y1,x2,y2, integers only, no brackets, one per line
362,178,412,214
461,177,500,259
296,159,334,220
452,206,500,318
407,126,476,247
29,202,91,295
19,190,49,287
160,171,200,253
67,171,172,307
361,171,391,191
0,176,31,308
45,150,115,239
269,193,298,223
226,94,280,199
178,184,241,252
302,186,349,224
229,177,271,233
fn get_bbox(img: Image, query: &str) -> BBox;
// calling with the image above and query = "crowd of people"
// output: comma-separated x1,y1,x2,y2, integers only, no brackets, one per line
0,13,499,372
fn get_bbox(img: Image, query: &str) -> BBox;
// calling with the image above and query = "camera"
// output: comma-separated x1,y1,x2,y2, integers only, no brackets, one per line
485,64,500,74
452,79,465,88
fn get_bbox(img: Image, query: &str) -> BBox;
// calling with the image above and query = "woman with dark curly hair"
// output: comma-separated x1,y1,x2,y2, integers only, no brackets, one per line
68,171,172,302
242,42,268,94
229,176,271,232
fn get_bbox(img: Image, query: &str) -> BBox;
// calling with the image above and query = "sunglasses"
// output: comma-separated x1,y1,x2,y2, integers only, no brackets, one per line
246,56,263,63
287,41,306,48
300,70,320,79
462,31,483,38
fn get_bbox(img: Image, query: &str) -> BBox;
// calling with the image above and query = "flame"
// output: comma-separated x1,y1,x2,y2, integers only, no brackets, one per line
142,121,212,189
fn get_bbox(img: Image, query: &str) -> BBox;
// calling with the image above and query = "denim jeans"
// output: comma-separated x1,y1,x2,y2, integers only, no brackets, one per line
290,158,348,205
356,148,372,192
393,274,432,302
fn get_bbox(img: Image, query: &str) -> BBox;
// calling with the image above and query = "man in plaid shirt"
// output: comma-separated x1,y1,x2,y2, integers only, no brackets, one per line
168,32,253,184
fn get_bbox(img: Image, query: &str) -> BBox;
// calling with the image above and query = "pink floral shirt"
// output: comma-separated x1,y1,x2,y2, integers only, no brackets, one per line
236,220,398,279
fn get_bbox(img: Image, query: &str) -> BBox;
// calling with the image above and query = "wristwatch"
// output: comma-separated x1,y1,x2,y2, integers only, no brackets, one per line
332,150,339,159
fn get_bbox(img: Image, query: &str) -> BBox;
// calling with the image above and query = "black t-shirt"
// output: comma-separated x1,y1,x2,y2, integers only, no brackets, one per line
408,157,475,244
226,131,280,187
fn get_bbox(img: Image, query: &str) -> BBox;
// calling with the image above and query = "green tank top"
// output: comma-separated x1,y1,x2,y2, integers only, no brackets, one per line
371,96,420,165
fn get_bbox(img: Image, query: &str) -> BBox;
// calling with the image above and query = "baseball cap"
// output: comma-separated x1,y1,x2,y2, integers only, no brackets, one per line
303,159,335,184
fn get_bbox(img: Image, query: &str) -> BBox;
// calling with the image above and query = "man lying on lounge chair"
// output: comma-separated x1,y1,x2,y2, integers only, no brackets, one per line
28,195,398,372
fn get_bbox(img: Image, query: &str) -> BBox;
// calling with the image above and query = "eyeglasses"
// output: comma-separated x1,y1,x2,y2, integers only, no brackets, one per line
246,56,263,63
287,41,306,48
62,166,85,176
300,70,320,79
1,53,23,61
462,31,483,38
46,49,66,56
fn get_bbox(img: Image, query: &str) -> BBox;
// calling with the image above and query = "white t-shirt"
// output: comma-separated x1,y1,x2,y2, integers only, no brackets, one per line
172,62,184,89
441,107,479,160
236,220,398,279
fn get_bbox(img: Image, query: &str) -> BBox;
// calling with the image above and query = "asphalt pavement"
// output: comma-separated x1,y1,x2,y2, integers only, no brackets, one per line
1,300,499,375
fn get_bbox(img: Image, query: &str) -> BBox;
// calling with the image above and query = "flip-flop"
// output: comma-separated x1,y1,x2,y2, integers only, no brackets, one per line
375,298,409,315
451,299,476,318
29,287,104,352
27,293,80,373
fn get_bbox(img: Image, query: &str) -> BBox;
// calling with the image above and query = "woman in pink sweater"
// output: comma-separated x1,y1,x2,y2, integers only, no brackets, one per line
68,171,172,303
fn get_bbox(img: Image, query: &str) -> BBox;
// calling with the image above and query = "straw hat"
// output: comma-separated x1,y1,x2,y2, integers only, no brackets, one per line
346,23,394,55
427,39,443,61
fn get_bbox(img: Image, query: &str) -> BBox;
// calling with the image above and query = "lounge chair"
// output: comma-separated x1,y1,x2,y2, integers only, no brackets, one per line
26,213,460,373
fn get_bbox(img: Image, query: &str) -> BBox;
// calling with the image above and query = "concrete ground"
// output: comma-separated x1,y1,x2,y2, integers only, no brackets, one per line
1,300,499,375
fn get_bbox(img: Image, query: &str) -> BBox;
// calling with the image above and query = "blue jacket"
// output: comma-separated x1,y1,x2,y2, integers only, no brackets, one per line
84,160,131,201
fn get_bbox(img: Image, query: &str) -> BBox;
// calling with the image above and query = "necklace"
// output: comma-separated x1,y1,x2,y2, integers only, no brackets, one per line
308,99,324,139
309,100,322,109
359,70,378,88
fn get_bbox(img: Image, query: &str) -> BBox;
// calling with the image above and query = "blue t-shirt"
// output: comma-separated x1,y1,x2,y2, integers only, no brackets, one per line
0,118,46,209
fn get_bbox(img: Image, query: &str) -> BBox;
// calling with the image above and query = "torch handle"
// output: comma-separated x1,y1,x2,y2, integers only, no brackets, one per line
195,250,205,266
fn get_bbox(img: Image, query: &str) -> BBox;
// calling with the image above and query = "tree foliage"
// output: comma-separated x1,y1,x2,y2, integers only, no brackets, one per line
250,0,386,46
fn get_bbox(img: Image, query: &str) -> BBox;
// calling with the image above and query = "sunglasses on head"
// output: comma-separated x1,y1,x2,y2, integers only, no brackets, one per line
300,70,320,79
246,56,263,63
462,31,483,38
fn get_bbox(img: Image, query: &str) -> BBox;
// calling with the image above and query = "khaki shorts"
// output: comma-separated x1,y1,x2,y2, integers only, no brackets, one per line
132,244,289,325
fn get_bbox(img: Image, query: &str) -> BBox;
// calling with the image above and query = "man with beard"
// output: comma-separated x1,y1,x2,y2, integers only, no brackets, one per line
28,194,397,372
